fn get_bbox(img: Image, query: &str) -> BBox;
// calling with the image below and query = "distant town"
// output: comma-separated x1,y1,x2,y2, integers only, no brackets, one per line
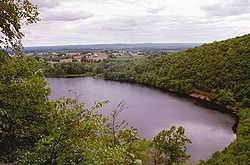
28,50,148,64
22,43,201,64
45,52,109,64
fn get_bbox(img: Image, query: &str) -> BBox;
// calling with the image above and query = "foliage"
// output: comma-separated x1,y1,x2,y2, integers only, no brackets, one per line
3,0,250,163
92,34,250,164
152,126,191,165
201,108,250,165
0,58,152,164
0,52,191,164
98,34,250,108
0,0,39,49
44,62,98,77
14,98,150,165
0,50,50,162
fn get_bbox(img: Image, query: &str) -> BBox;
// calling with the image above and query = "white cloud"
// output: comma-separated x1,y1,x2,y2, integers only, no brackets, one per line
147,6,166,14
22,0,250,46
30,0,61,9
202,0,250,17
42,9,94,21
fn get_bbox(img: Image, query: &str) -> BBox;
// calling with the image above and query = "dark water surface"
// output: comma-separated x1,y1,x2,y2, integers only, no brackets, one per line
48,77,235,162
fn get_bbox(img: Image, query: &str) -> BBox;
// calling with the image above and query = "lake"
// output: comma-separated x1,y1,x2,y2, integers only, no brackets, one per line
48,77,235,162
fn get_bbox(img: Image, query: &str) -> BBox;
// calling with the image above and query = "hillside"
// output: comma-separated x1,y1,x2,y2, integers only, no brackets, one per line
100,35,250,107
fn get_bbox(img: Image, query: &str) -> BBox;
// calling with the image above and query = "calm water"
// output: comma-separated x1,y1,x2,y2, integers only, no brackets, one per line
48,77,235,161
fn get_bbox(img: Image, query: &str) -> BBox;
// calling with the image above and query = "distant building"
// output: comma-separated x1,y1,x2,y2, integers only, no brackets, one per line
90,53,108,61
60,58,73,63
66,53,79,57
190,93,211,101
72,55,85,62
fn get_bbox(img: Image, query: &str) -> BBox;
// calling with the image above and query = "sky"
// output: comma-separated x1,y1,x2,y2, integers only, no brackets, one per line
22,0,250,46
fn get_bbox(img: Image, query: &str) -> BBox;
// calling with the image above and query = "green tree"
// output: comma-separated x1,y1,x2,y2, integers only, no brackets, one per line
0,50,51,162
0,0,39,49
210,89,236,106
16,98,150,165
152,126,191,165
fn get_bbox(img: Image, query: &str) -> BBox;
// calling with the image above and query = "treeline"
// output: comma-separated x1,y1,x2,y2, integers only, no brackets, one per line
46,35,250,108
44,62,98,77
99,35,250,108
45,34,250,164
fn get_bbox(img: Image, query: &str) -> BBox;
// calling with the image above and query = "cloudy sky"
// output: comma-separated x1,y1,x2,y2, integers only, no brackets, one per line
22,0,250,46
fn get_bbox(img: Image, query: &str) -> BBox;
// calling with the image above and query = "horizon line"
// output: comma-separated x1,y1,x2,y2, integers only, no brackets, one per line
24,42,204,48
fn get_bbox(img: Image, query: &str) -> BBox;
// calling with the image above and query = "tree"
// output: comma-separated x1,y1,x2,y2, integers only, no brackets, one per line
152,126,191,165
210,89,236,106
108,101,128,146
0,0,39,49
15,98,150,165
0,50,51,162
16,98,109,165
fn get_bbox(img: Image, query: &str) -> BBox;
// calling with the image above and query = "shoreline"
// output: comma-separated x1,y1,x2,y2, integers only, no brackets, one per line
101,77,239,133
46,75,239,134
